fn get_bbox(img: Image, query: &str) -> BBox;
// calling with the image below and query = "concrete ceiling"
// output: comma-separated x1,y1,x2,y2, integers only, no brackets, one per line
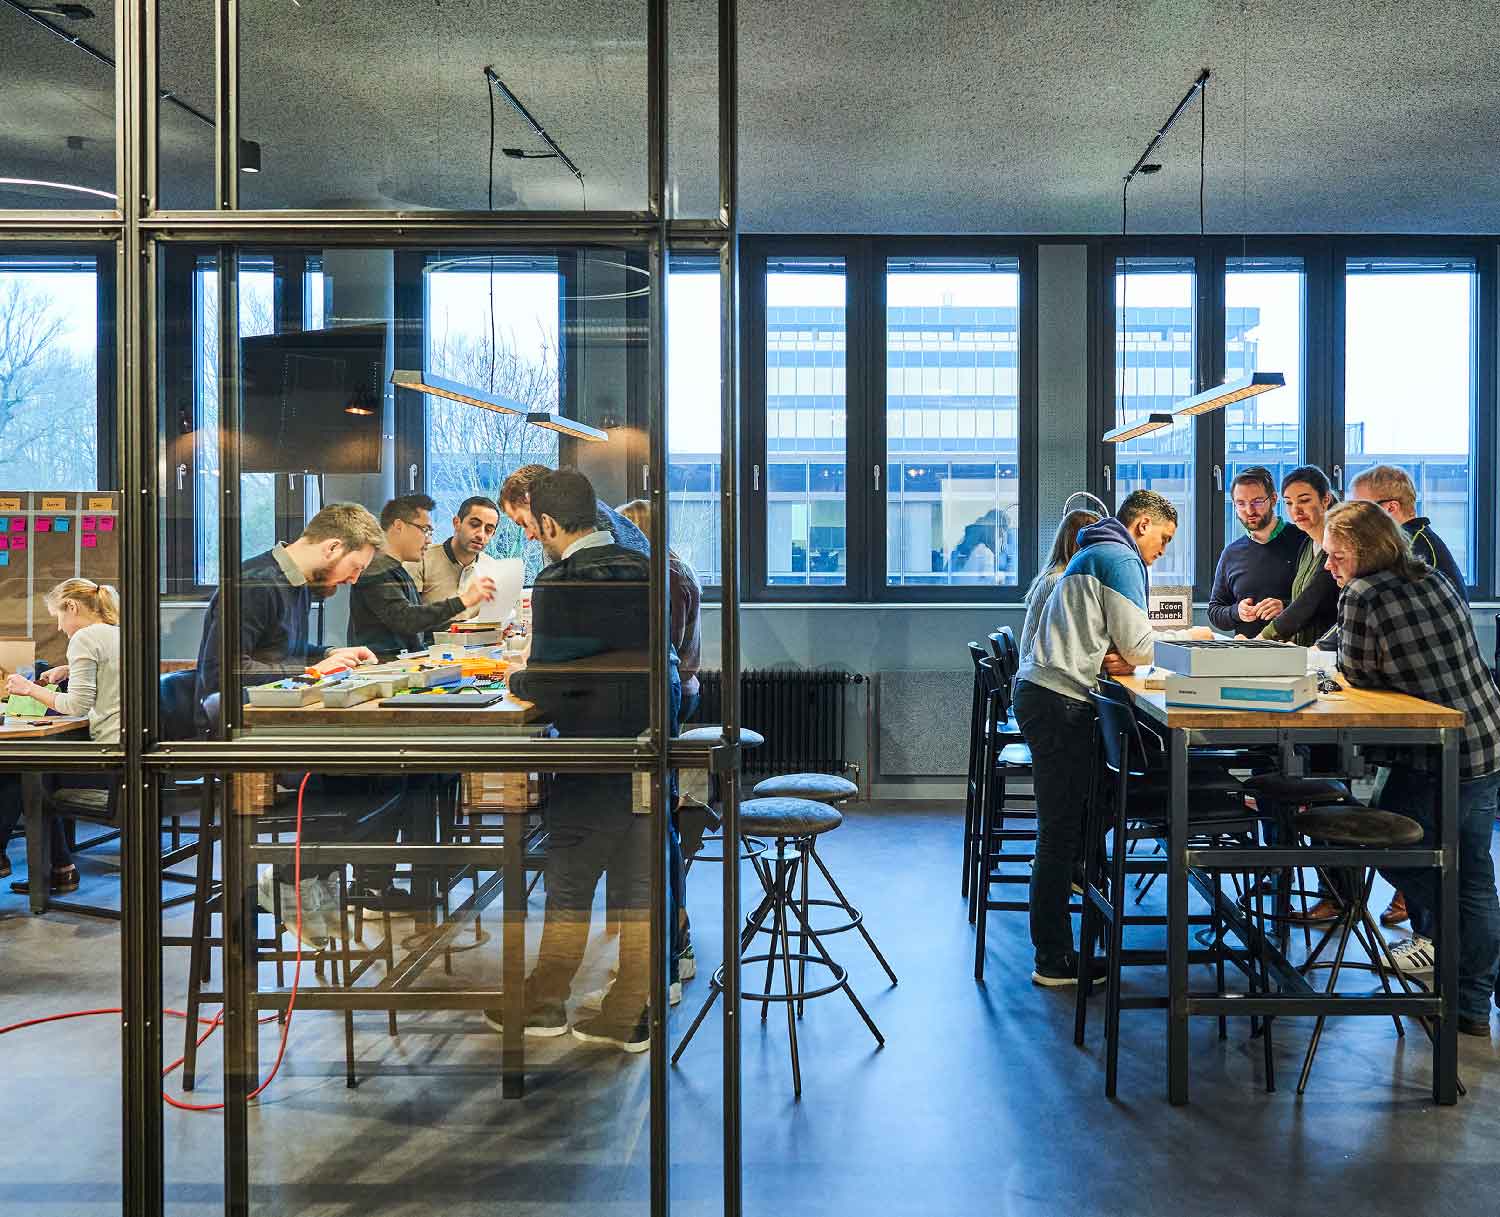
3,0,1500,232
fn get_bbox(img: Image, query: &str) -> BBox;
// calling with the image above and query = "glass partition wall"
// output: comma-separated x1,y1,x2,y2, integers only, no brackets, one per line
0,1,742,1214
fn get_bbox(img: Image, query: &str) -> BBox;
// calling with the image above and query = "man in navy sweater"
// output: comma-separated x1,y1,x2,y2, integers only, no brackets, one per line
1207,466,1307,636
1351,464,1467,601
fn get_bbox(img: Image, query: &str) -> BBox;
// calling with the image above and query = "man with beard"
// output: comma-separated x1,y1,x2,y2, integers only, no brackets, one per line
1207,466,1306,637
194,502,385,947
407,495,503,625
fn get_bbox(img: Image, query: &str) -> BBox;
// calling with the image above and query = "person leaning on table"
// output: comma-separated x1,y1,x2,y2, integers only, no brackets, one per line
1012,490,1211,988
1323,499,1500,1038
0,578,122,896
1258,465,1340,648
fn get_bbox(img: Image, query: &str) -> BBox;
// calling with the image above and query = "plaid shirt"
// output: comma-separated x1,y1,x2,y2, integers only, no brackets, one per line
1336,567,1500,778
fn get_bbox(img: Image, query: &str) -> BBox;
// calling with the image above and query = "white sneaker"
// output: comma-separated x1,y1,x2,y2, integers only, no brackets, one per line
317,873,345,944
579,979,681,1008
1388,935,1436,977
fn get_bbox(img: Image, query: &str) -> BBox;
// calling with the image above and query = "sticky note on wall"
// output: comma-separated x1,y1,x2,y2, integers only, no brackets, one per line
81,535,97,549
54,518,69,532
11,537,26,551
34,518,51,532
39,496,66,511
81,517,96,531
0,537,7,550
8,518,23,532
0,553,8,567
98,517,114,532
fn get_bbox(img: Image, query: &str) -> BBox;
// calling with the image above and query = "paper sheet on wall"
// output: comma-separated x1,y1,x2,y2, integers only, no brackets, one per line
471,555,524,624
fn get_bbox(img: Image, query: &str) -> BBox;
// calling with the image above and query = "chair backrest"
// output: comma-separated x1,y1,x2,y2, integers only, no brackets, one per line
978,655,1010,725
994,627,1020,681
159,670,200,742
1088,682,1149,780
985,631,1005,663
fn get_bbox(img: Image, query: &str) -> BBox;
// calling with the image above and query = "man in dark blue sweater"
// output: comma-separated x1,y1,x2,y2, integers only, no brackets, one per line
1207,466,1307,636
1352,464,1467,602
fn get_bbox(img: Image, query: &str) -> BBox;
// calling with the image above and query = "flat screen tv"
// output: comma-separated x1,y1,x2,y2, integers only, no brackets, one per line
240,324,385,474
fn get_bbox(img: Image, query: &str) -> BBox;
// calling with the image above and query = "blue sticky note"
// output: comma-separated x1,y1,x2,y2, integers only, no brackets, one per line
0,552,8,567
54,517,70,532
0,518,7,531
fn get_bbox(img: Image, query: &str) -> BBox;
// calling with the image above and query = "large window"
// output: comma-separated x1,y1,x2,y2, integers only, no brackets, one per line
1113,256,1196,587
423,254,561,577
885,256,1020,587
764,256,848,587
668,256,723,586
1224,256,1306,541
0,254,102,491
1344,255,1477,579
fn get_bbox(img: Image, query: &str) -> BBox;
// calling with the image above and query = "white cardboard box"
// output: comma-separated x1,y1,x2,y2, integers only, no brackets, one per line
1164,673,1317,712
1154,638,1308,678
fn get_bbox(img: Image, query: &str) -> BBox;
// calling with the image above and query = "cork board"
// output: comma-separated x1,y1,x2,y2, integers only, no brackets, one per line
0,492,122,666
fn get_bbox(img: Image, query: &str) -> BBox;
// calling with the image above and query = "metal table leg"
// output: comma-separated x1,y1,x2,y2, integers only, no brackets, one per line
1434,728,1460,1105
22,772,50,914
502,808,526,1099
1167,727,1190,1105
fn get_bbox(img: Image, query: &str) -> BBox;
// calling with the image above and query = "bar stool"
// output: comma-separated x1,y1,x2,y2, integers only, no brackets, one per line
672,796,887,1098
1241,773,1358,947
1291,805,1431,1095
678,725,766,865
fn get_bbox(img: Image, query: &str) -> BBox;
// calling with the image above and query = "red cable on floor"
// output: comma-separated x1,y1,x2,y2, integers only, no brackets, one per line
0,772,311,1114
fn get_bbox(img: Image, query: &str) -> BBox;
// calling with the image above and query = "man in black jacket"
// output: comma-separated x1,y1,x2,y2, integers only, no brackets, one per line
487,469,677,1053
348,494,496,658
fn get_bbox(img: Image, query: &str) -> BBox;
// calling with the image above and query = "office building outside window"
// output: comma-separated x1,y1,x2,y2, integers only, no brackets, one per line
668,257,723,586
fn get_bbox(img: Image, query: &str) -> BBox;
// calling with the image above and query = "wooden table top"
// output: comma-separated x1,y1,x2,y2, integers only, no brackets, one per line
1117,671,1464,730
0,716,90,740
243,691,541,729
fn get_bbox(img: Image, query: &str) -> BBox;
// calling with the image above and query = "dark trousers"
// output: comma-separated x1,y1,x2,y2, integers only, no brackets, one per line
1013,680,1096,963
1380,766,1500,1022
530,806,653,1023
0,773,74,870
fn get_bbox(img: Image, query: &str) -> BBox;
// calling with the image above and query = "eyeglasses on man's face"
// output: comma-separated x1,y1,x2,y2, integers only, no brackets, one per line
1233,496,1272,513
402,519,435,537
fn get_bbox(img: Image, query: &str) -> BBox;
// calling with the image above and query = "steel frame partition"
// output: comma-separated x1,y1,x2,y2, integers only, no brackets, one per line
0,0,744,1214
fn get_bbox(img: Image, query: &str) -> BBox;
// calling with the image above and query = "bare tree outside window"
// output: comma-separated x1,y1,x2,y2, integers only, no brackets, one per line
0,276,99,492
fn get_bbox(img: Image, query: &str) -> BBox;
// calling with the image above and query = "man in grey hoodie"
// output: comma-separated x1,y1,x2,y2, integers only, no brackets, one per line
1013,490,1210,986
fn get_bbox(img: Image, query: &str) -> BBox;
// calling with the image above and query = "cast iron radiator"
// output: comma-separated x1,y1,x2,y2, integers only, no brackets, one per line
687,669,863,781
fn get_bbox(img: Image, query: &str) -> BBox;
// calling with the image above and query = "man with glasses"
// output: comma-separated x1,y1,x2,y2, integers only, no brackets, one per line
1207,466,1307,637
349,494,496,659
1351,464,1467,602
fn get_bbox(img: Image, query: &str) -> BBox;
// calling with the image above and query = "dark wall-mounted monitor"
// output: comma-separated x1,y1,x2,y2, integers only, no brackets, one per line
240,324,385,474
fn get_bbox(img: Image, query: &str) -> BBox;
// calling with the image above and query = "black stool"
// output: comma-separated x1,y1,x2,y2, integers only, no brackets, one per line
1241,774,1357,947
678,725,766,865
1292,806,1433,1095
672,796,887,1097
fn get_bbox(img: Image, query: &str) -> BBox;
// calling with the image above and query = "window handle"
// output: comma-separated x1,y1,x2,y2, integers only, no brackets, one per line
1213,464,1223,491
642,464,650,493
1332,464,1344,493
873,464,881,491
408,463,418,492
176,462,187,492
1103,465,1112,493
753,463,760,492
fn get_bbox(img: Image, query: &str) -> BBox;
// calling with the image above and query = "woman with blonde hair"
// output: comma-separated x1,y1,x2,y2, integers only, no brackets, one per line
1323,500,1500,1036
0,578,122,892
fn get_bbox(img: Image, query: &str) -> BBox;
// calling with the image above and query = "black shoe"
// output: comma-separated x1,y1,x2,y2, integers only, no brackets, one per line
572,1009,651,1053
482,1000,569,1039
11,865,79,895
1031,953,1080,987
1458,1015,1491,1038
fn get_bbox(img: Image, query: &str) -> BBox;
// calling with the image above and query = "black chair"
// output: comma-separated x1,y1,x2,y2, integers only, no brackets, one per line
1077,683,1273,1097
971,656,1047,977
960,642,990,903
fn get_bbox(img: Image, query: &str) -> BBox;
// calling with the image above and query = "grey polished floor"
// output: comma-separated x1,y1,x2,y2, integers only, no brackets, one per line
4,803,1500,1216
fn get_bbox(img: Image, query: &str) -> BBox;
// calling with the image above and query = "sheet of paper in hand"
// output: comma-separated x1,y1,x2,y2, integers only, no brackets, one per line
472,555,524,624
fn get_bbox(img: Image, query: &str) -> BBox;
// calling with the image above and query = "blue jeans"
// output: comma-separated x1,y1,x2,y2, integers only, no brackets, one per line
1013,681,1096,964
1380,766,1500,1023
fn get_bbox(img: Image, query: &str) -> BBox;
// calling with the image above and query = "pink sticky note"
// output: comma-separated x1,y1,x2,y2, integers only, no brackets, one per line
81,517,96,531
34,518,51,532
0,538,8,550
81,535,97,549
98,517,114,532
11,537,26,551
8,519,22,532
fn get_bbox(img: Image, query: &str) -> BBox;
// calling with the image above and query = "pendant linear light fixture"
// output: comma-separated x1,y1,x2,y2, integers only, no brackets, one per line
1170,370,1285,417
525,412,609,443
1103,413,1175,444
391,369,525,416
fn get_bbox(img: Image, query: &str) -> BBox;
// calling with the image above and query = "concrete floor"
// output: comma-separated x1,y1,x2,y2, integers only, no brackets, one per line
4,804,1500,1217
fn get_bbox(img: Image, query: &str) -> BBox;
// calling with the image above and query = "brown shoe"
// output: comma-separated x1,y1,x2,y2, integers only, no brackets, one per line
9,864,79,896
0,853,10,879
1381,891,1409,927
1287,896,1340,925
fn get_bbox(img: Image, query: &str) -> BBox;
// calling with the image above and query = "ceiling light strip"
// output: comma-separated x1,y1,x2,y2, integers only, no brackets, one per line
526,412,608,443
1102,413,1174,444
1169,372,1285,418
390,369,526,416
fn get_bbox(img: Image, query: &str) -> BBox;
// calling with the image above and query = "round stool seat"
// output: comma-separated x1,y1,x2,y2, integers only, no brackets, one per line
678,725,765,749
1243,775,1350,805
1297,807,1423,848
738,797,842,838
752,773,858,802
998,743,1032,768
